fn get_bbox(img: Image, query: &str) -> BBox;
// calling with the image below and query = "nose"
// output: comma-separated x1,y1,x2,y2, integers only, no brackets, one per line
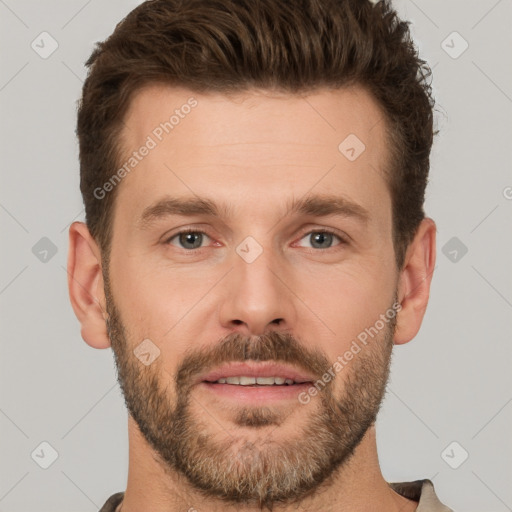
218,244,297,337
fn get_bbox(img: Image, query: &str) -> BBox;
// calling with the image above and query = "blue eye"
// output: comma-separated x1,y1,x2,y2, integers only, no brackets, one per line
164,228,347,252
296,230,345,250
166,229,210,250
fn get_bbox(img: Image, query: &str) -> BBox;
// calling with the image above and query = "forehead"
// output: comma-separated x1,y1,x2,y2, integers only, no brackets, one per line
114,83,391,231
121,83,387,153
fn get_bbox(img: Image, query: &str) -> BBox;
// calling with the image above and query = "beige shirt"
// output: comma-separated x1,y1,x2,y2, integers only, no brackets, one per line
100,478,454,511
389,479,454,511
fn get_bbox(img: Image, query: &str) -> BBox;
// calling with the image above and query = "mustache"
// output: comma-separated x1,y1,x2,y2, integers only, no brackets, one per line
175,331,331,391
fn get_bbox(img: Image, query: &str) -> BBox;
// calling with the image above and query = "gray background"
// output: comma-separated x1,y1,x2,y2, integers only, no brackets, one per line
1,0,511,510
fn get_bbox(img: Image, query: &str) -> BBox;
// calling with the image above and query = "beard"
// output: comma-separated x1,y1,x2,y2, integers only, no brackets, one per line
104,277,396,511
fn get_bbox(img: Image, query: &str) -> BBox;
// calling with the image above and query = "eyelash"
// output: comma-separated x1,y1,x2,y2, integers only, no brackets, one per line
164,227,348,253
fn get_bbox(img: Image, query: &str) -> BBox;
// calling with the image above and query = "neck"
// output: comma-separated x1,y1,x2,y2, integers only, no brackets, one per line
117,418,417,512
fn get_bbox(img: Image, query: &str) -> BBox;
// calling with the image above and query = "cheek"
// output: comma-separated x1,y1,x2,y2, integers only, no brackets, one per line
108,256,215,362
305,259,395,357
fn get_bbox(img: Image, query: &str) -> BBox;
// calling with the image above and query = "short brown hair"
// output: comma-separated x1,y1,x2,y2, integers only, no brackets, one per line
76,0,436,271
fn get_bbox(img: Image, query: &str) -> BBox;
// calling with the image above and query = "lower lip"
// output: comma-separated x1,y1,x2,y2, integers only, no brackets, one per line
199,382,313,402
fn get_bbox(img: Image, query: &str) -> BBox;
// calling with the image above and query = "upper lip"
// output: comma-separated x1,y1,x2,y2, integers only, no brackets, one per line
198,362,317,384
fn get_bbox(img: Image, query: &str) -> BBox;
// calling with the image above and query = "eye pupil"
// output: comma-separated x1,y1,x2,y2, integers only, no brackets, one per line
180,232,202,249
311,232,332,249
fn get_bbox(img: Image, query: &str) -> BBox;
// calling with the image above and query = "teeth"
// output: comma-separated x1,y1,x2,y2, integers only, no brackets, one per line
239,376,256,385
214,376,297,385
256,377,277,385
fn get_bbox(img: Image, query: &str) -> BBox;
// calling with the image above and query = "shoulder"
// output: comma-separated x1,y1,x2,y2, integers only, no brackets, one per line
98,491,124,512
389,479,454,511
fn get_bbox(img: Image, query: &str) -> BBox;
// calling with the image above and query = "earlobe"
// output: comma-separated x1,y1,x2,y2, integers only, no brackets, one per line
394,217,437,345
67,221,111,349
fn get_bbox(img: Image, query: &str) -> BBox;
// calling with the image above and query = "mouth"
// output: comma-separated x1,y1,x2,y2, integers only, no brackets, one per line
197,362,315,402
204,376,307,386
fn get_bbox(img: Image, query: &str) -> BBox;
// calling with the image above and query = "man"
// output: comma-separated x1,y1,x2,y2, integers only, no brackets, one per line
67,0,453,510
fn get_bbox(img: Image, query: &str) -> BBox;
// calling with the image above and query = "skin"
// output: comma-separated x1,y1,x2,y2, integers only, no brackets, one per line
68,84,436,512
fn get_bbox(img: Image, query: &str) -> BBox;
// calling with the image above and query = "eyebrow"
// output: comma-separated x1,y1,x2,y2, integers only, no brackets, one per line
137,193,370,230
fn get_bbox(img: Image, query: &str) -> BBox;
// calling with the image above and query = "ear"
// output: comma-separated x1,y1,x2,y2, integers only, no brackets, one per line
394,217,436,345
67,221,111,349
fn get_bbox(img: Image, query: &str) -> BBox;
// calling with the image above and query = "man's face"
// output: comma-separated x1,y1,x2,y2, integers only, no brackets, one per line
104,85,399,507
